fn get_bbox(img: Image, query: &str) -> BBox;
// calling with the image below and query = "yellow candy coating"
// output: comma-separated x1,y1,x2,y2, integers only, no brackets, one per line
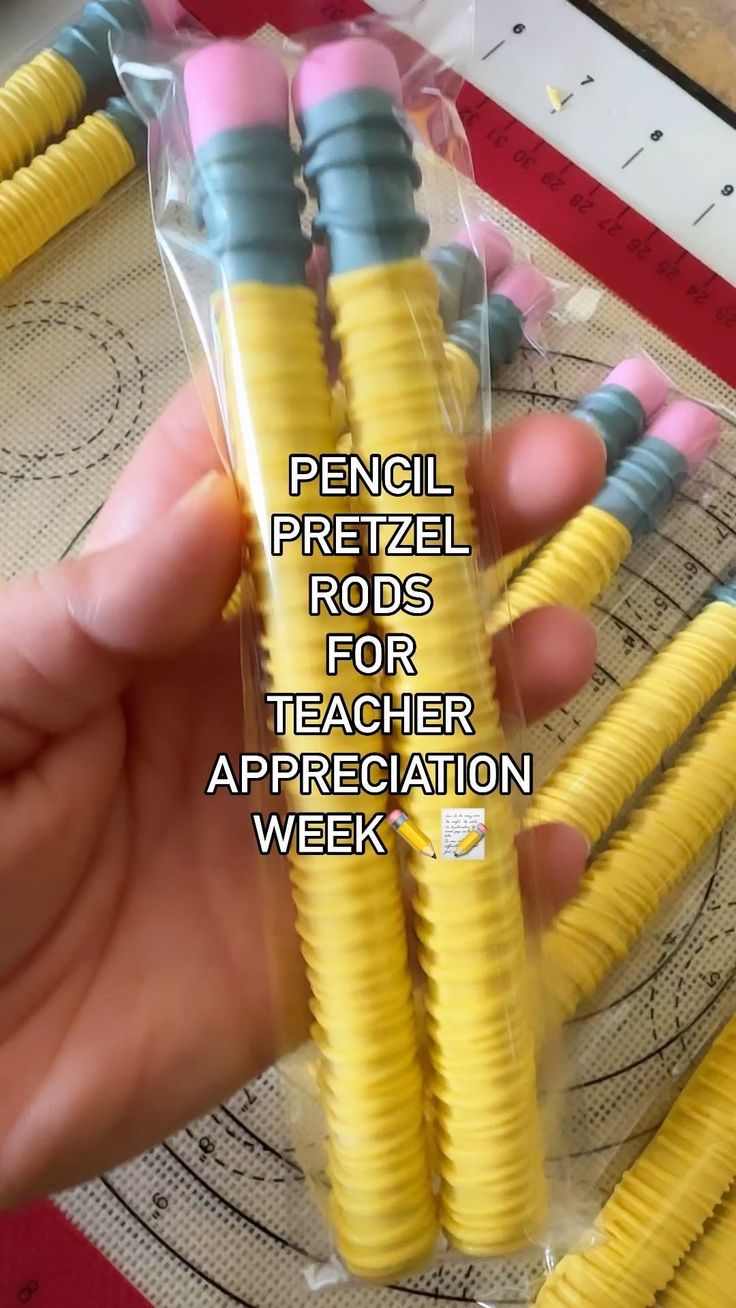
534,1016,736,1307
486,538,540,596
330,256,545,1254
530,600,736,844
539,687,736,1027
0,48,84,181
486,504,632,635
0,109,136,281
659,1186,736,1306
219,281,435,1280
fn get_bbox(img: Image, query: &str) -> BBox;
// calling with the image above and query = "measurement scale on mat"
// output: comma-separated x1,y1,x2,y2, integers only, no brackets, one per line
188,0,736,388
0,2,734,1306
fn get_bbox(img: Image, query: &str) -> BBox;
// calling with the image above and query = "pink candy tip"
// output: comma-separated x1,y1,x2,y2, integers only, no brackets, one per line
140,0,186,32
454,220,513,286
184,42,288,149
293,37,402,116
604,356,669,418
649,399,721,473
494,263,554,323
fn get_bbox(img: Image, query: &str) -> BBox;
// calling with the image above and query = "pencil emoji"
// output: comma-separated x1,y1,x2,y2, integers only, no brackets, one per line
454,822,486,857
660,1185,736,1307
539,684,736,1028
388,809,436,859
534,1015,736,1307
0,96,145,280
487,398,721,634
0,0,183,181
295,35,545,1254
529,572,736,846
487,356,668,593
184,41,435,1280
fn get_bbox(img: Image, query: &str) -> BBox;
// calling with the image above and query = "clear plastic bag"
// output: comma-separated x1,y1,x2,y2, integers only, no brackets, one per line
112,9,586,1286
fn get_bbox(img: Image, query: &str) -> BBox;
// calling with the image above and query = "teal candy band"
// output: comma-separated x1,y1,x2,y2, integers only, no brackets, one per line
573,383,646,470
104,96,147,162
593,435,688,537
299,87,428,273
446,293,523,376
711,577,736,607
194,126,310,286
53,0,149,102
431,242,486,331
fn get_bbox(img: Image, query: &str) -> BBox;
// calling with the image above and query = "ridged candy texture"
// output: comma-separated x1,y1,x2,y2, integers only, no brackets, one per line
486,503,631,635
534,1016,736,1307
330,256,545,1254
529,600,736,844
0,50,84,180
538,686,736,1027
0,108,136,281
218,282,436,1281
659,1187,736,1307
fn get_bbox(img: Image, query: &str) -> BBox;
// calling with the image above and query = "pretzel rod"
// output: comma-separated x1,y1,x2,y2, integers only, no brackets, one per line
487,356,669,593
295,36,545,1255
222,251,551,622
486,400,721,635
538,685,736,1027
659,1185,736,1306
534,1015,736,1307
0,96,145,280
0,0,181,181
529,575,736,844
185,41,435,1281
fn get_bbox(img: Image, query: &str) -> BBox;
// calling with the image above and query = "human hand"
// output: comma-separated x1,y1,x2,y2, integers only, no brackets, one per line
0,380,604,1207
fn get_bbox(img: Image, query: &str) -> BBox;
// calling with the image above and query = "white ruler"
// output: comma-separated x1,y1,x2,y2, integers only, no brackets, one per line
372,0,736,287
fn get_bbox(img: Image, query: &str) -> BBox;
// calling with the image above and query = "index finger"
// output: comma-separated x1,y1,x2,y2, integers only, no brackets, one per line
84,374,227,553
86,379,605,558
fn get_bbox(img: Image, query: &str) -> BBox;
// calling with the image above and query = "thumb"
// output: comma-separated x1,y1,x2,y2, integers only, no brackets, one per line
0,472,240,771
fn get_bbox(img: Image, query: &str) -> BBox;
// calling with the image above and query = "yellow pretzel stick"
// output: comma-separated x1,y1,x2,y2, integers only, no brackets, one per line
0,99,141,281
0,50,84,181
329,255,543,1256
222,338,475,623
296,40,550,1258
187,44,435,1281
487,402,721,636
539,686,736,1027
534,1015,736,1307
0,0,181,181
659,1186,736,1307
485,358,670,601
529,587,736,844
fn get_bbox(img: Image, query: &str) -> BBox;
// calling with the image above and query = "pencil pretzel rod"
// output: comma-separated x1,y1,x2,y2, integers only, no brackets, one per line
0,96,145,282
294,35,545,1255
487,355,670,593
222,242,550,622
529,575,736,845
0,0,181,182
538,684,736,1028
534,1014,736,1307
486,399,721,635
659,1184,736,1306
183,40,436,1282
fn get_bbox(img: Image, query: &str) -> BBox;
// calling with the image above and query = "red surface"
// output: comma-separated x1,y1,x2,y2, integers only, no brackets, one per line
0,1201,152,1305
187,0,736,387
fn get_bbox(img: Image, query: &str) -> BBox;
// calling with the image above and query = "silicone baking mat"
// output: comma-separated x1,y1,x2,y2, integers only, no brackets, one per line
1,22,736,1308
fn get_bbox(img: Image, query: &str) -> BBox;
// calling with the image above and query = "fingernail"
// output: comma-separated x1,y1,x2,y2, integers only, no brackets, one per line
173,470,224,513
